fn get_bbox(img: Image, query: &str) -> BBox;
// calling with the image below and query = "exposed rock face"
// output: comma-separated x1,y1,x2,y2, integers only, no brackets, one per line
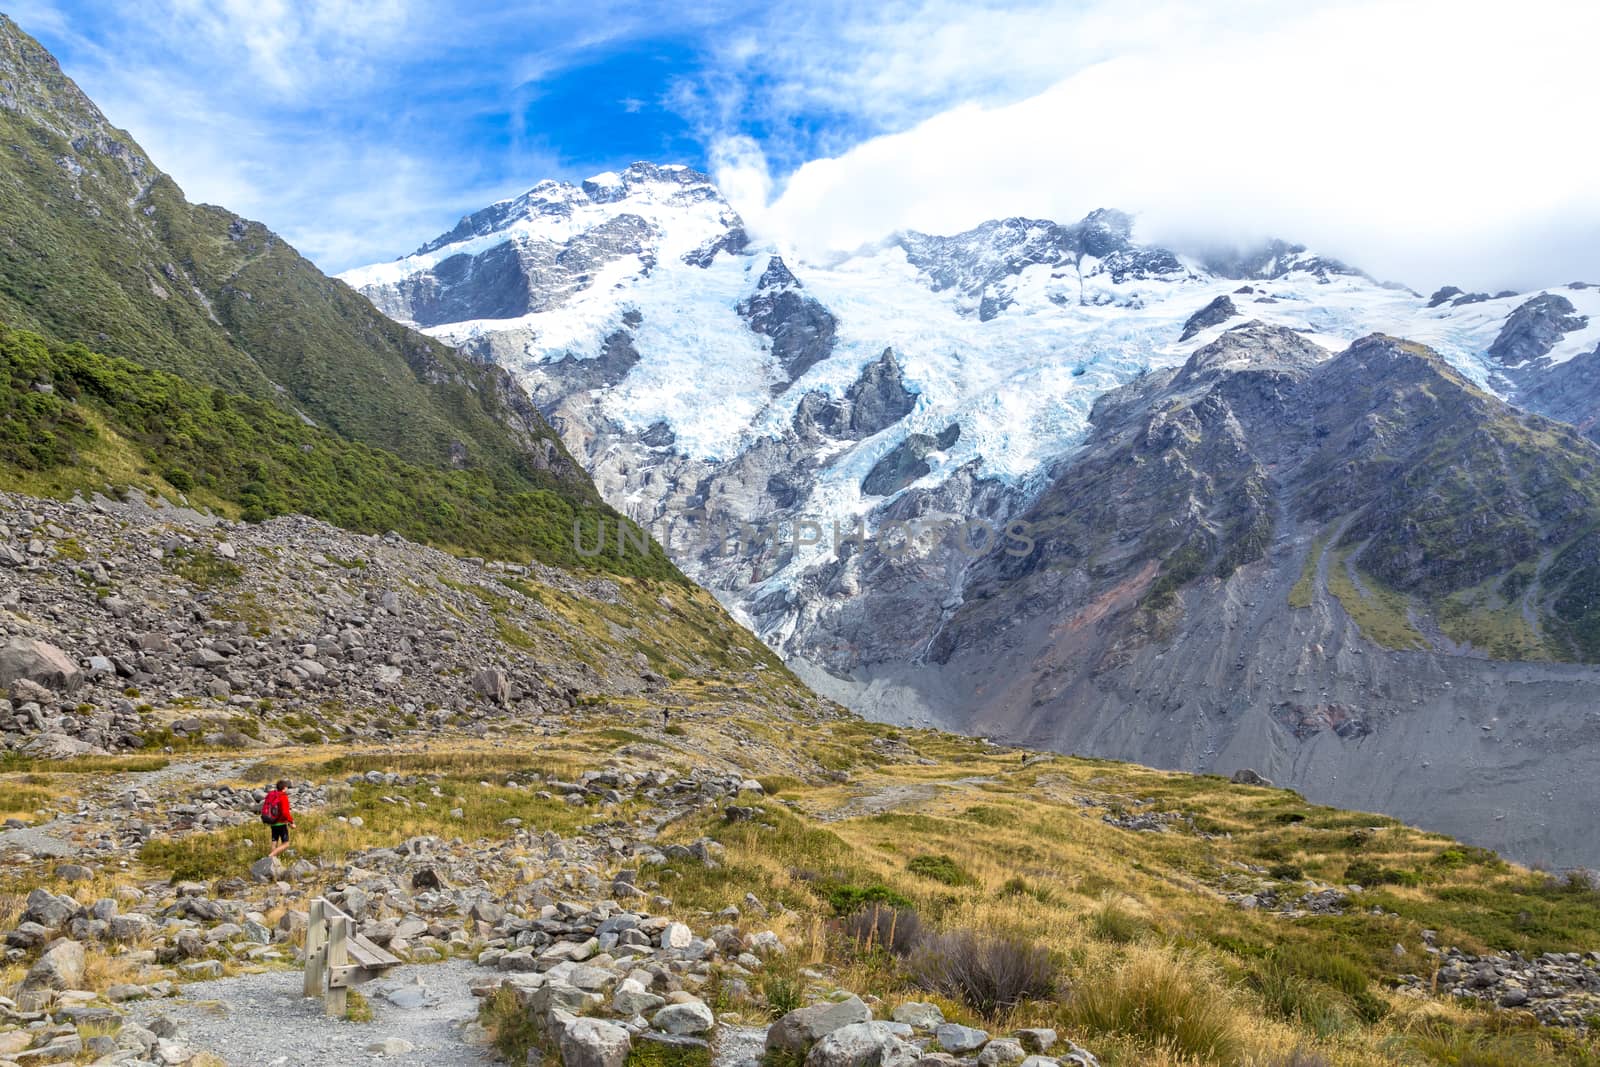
739,257,839,389
794,349,919,441
1489,294,1588,367
1509,343,1600,440
862,426,960,497
1179,295,1239,341
899,210,1189,320
1199,238,1364,282
833,326,1600,867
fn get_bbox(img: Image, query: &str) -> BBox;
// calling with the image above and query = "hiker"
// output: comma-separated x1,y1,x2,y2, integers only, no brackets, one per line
661,707,671,730
262,779,294,859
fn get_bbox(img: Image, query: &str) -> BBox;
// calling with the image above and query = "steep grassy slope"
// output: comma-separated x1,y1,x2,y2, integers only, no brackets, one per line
0,16,588,501
0,322,675,575
0,14,687,577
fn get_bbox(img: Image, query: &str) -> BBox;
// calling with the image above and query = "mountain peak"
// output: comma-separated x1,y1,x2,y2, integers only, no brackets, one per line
581,161,713,201
407,160,730,260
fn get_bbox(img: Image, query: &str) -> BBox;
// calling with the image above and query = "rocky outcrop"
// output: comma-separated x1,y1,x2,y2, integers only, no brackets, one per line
1179,295,1239,341
899,210,1188,319
1200,238,1363,282
862,425,960,497
739,257,839,388
1402,943,1600,1027
795,349,918,441
1490,294,1588,367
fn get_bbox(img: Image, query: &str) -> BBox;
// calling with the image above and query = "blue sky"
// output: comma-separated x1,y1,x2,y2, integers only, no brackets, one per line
10,0,1054,271
7,0,1598,289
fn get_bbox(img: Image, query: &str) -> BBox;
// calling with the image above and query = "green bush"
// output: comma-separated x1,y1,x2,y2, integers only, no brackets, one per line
907,853,975,887
823,883,913,916
1344,860,1419,888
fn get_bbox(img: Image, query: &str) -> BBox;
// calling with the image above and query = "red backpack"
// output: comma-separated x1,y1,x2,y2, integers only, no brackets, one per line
261,791,286,824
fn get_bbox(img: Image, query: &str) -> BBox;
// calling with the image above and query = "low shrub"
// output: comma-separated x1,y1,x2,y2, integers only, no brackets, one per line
908,929,1058,1018
840,904,923,957
1251,962,1349,1037
1344,860,1419,888
1087,893,1151,945
998,876,1053,905
907,853,975,887
822,882,913,916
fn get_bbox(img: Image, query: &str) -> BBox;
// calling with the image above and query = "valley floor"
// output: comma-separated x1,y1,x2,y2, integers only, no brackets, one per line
2,705,1599,1066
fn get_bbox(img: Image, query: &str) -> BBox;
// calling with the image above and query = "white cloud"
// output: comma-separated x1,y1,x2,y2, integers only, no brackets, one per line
732,0,1600,292
162,0,415,98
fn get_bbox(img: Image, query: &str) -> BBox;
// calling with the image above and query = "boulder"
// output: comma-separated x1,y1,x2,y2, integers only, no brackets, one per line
0,638,83,694
891,1002,945,1030
22,939,86,991
1230,768,1273,787
978,1039,1027,1066
1014,1030,1057,1054
249,856,283,883
935,1025,990,1053
613,978,665,1016
471,669,510,704
652,1000,715,1035
18,733,102,760
805,1022,920,1067
560,1017,632,1067
767,996,873,1053
23,889,78,931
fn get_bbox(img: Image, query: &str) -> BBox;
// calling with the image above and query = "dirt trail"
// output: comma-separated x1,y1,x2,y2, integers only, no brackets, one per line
812,776,995,822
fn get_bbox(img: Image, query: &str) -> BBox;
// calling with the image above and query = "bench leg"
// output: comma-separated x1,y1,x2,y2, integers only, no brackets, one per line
303,899,326,998
325,915,349,1018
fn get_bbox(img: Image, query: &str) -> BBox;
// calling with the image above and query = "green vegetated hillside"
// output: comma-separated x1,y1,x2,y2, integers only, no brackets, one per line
0,15,554,478
0,321,675,577
0,14,674,579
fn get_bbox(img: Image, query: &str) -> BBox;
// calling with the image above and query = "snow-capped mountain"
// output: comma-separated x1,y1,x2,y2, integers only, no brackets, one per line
344,162,1600,865
342,161,1600,611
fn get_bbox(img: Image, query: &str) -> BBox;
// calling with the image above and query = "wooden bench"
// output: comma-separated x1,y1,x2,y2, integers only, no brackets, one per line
302,898,402,1016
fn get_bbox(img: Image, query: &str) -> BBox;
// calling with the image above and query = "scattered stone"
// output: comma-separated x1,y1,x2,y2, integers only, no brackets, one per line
935,1024,990,1053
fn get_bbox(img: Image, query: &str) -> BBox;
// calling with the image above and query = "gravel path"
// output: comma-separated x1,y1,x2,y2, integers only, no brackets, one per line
131,960,489,1066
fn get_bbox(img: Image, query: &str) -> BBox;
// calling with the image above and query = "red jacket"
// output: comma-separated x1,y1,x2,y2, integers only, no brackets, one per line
262,790,293,825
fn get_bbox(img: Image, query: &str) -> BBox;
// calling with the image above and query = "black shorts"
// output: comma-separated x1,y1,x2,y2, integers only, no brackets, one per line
271,824,290,844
